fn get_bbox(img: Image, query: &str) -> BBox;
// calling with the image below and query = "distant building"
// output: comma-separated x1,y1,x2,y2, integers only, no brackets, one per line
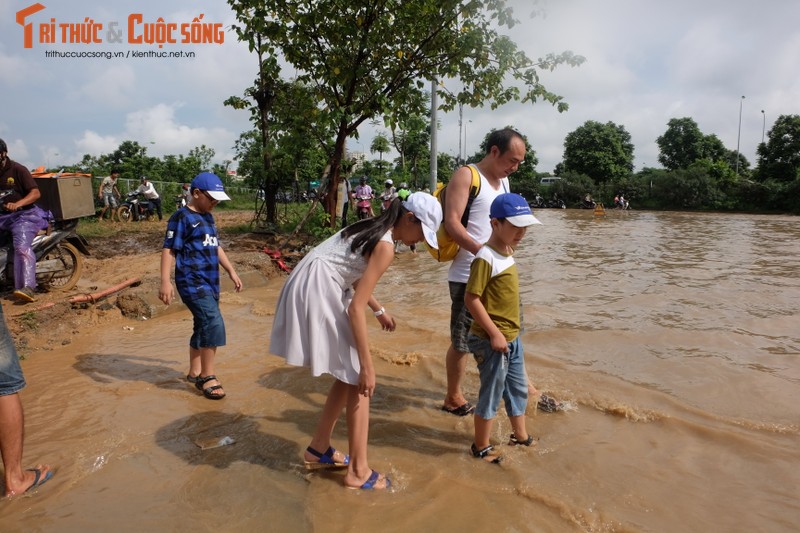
346,150,367,172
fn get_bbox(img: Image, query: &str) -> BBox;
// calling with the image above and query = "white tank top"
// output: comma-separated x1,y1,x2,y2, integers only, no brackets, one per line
447,165,509,283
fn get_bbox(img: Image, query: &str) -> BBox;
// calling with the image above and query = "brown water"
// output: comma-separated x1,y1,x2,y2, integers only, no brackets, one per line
3,210,798,532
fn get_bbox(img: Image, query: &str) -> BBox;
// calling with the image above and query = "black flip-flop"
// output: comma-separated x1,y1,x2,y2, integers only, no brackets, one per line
440,402,475,416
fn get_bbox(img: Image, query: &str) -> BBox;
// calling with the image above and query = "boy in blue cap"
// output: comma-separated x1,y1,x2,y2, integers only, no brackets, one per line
465,193,541,463
159,172,242,399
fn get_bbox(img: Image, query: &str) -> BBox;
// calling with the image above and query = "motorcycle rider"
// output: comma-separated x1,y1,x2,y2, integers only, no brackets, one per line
353,176,374,218
137,176,162,221
0,138,51,303
379,179,397,212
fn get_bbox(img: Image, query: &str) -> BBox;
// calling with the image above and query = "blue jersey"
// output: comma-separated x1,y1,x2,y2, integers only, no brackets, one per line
163,207,221,301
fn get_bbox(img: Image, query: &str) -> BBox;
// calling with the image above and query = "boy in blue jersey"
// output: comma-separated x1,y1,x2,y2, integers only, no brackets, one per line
465,193,541,464
159,172,242,399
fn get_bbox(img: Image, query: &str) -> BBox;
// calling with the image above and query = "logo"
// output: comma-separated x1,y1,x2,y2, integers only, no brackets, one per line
15,3,225,49
192,222,201,228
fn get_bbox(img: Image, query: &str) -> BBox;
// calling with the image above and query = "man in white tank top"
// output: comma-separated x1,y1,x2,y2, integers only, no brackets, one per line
440,128,527,416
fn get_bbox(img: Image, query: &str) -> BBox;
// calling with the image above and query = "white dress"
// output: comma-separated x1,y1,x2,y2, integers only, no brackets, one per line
269,228,394,385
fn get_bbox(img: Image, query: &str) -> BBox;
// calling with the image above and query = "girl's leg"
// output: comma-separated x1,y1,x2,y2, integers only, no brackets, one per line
342,384,389,489
304,379,349,464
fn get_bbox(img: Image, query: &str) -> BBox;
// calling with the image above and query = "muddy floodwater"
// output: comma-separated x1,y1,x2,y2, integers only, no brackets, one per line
3,209,798,532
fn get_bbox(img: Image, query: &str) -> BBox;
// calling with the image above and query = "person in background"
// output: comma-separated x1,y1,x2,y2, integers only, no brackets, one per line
353,176,375,218
97,168,121,221
0,138,51,303
269,193,442,490
338,175,351,228
379,179,397,213
159,172,242,400
396,182,411,201
465,193,541,464
0,301,54,495
137,176,162,221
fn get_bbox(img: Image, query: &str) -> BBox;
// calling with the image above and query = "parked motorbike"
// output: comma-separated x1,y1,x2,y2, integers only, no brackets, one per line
175,194,187,210
529,194,566,209
118,191,156,222
0,191,89,292
355,195,373,220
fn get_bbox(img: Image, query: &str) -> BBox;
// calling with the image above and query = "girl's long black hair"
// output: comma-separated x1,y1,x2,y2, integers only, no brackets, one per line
342,198,407,257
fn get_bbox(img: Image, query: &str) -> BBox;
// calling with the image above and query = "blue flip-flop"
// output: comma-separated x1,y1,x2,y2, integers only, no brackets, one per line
349,469,391,490
25,468,53,493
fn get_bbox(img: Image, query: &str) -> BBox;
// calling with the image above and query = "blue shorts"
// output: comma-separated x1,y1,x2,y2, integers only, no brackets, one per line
183,294,226,349
468,335,528,420
0,309,26,396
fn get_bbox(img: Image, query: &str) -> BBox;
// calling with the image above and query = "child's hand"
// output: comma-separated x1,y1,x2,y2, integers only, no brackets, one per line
159,281,174,305
490,332,509,353
230,271,243,292
358,366,377,397
376,312,395,332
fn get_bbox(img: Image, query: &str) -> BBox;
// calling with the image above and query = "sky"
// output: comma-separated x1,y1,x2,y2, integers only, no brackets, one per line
1,0,798,176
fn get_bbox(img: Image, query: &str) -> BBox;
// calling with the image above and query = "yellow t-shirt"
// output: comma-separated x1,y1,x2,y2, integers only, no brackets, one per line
466,244,520,341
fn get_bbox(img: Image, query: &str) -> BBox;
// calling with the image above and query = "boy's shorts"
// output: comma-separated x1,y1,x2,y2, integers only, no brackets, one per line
0,315,26,396
449,281,473,353
184,294,226,349
468,335,527,420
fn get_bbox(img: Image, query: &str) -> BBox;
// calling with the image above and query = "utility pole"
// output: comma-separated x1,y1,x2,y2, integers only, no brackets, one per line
735,95,745,175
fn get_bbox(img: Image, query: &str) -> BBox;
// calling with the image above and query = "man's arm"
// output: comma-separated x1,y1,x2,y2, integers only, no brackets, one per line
443,166,481,255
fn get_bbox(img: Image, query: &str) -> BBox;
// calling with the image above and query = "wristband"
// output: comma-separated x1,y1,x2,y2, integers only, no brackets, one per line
373,307,385,317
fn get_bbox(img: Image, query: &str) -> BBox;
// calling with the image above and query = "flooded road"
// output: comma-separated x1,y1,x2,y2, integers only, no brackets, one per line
3,209,798,532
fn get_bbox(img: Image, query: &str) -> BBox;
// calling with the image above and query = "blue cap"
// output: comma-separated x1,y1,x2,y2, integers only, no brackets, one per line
191,172,230,201
490,193,542,227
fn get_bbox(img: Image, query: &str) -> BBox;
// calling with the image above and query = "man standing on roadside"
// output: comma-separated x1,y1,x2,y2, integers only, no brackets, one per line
440,127,526,416
97,168,121,221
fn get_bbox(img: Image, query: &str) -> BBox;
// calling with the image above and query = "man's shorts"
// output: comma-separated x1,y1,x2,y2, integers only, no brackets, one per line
184,294,226,349
0,312,26,396
102,192,119,208
449,281,473,353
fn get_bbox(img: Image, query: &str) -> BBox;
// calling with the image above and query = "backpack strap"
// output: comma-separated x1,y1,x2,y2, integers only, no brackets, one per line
459,165,482,227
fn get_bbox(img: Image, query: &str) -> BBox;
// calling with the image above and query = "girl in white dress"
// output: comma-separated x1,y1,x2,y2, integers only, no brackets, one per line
270,193,442,490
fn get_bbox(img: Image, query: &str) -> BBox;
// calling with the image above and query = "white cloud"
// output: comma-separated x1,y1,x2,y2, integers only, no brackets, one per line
1,0,799,177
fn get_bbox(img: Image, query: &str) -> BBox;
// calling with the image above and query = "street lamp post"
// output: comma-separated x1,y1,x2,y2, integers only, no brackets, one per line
735,95,745,175
761,109,766,145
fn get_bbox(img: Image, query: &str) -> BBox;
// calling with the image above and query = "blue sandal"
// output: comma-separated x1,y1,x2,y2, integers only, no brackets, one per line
347,469,391,490
304,446,349,470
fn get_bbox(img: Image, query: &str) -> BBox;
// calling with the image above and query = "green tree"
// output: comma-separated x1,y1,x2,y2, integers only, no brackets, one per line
656,117,733,171
756,114,800,182
370,133,391,179
561,120,634,183
227,0,584,226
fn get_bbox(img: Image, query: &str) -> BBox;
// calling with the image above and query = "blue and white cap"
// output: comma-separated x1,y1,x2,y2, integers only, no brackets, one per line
191,172,230,201
490,193,542,227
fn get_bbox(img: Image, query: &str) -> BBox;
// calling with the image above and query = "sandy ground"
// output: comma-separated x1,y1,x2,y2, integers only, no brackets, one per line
2,210,299,357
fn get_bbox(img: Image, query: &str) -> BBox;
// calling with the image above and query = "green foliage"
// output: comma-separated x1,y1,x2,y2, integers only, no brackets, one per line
226,0,583,227
561,120,634,183
656,117,738,172
756,114,800,183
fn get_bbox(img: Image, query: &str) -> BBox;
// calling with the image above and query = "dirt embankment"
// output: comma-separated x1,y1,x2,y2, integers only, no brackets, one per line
3,210,306,355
